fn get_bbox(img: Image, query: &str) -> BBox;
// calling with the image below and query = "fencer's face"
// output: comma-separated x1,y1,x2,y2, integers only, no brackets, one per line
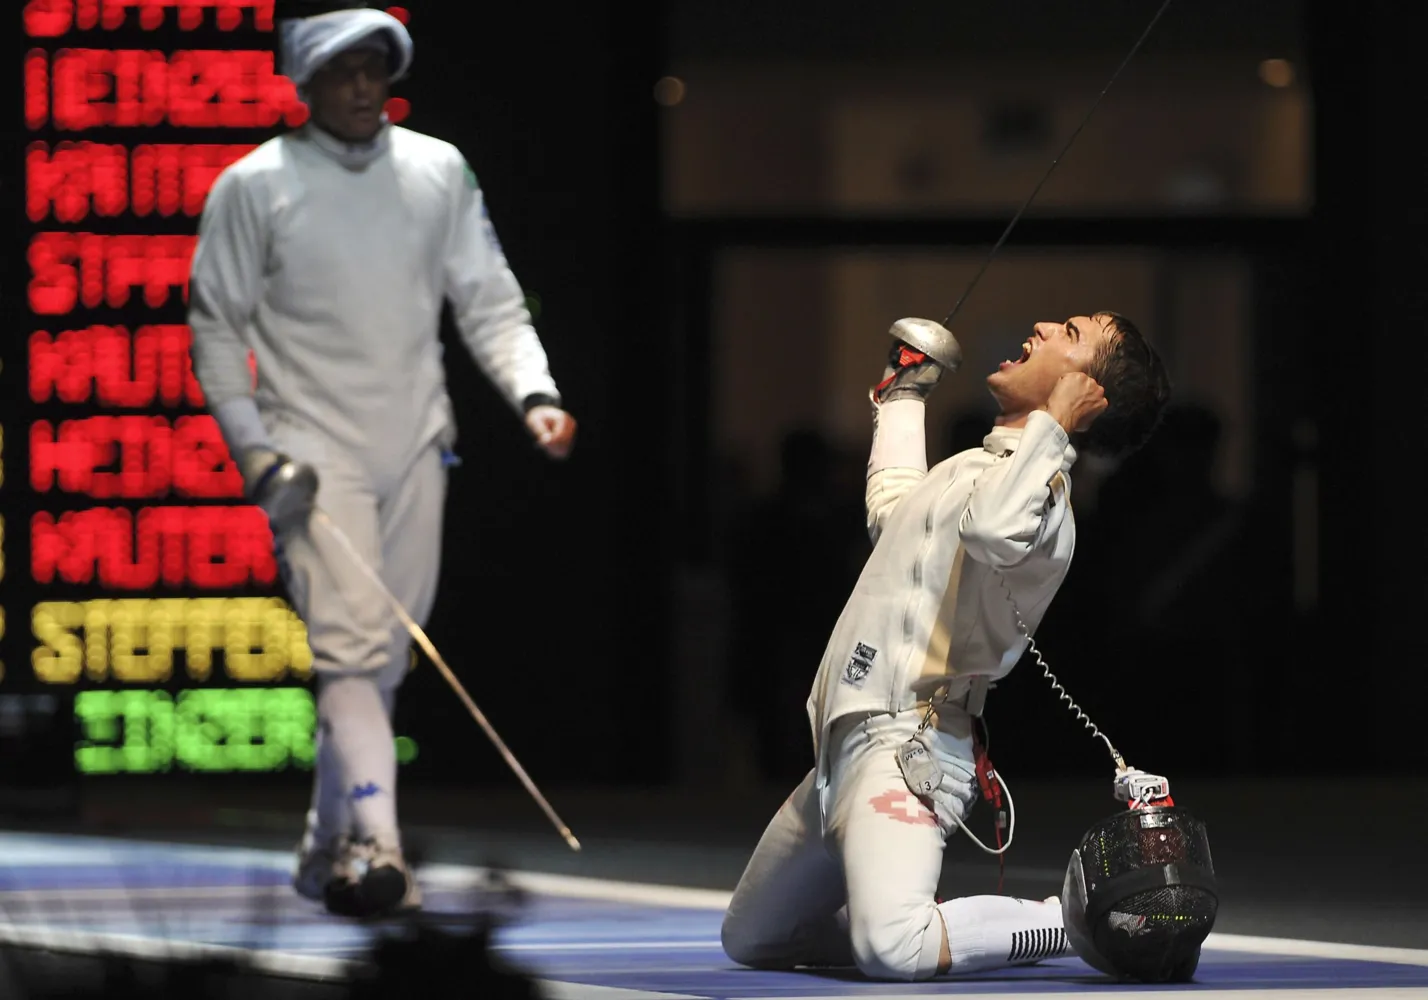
985,314,1118,413
308,47,391,143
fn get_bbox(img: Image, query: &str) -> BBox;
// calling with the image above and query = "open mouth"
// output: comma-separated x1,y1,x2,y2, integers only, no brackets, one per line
999,340,1033,370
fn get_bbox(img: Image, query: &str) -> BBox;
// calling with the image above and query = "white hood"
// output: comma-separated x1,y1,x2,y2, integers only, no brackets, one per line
280,8,414,90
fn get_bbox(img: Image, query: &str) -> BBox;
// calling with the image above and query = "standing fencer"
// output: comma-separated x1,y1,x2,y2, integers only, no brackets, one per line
188,8,576,917
722,314,1169,980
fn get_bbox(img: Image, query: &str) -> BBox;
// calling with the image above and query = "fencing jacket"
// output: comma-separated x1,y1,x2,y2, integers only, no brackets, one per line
188,121,560,473
806,400,1078,785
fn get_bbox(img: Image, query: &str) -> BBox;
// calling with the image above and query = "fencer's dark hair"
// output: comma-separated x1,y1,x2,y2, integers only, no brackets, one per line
1073,311,1171,459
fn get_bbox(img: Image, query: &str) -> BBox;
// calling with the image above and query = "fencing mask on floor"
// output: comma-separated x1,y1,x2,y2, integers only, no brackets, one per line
1061,805,1219,983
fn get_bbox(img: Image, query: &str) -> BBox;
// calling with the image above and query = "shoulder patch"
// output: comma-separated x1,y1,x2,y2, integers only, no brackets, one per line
463,162,479,189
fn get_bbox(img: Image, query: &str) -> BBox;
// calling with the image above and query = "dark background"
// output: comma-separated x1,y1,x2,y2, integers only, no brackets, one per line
1,0,1424,817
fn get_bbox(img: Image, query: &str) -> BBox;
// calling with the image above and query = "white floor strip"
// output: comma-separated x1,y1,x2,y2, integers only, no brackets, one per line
0,884,291,903
0,832,294,871
498,940,723,953
1203,932,1428,967
419,864,735,910
733,992,1428,1000
0,869,731,910
0,922,353,980
538,983,704,1000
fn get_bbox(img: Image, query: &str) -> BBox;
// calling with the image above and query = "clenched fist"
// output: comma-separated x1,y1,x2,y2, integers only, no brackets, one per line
525,405,577,459
1044,372,1107,435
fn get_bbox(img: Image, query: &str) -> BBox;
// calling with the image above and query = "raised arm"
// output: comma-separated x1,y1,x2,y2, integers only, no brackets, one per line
956,410,1072,568
957,371,1104,567
865,399,928,544
864,340,945,544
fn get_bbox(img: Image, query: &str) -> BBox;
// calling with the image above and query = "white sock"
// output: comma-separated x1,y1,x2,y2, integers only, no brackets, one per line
317,675,400,847
305,715,351,846
936,895,1068,974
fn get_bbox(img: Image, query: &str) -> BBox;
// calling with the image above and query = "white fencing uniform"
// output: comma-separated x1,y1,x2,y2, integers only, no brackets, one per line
722,398,1076,980
188,117,561,846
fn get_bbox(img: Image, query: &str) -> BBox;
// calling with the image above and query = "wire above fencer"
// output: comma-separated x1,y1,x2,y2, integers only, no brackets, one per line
941,0,1175,328
310,508,582,853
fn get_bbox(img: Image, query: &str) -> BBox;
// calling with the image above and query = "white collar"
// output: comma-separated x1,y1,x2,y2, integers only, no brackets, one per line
982,419,1078,475
304,119,392,171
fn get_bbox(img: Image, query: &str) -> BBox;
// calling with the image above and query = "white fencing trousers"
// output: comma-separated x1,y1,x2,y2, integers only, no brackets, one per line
268,419,447,841
722,709,1059,982
271,424,448,692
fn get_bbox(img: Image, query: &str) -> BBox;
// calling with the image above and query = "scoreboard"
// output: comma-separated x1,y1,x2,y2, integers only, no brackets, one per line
2,0,417,794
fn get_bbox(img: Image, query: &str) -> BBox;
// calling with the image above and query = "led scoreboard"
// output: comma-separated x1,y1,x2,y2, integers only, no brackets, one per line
3,1,417,790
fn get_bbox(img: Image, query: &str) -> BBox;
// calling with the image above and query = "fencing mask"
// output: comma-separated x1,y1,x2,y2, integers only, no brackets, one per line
1061,805,1219,982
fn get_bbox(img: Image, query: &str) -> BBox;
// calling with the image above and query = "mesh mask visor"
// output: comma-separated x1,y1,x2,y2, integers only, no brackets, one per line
1062,806,1218,983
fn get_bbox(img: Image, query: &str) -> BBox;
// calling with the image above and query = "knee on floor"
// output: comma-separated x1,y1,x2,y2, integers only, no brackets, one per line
721,912,789,970
849,910,938,982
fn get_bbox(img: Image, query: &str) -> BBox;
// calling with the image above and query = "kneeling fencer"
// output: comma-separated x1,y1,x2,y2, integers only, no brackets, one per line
188,8,576,917
722,313,1171,981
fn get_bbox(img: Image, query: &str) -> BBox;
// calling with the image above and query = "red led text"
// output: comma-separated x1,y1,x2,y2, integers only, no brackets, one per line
28,142,257,222
32,417,241,500
36,49,307,131
24,0,277,36
33,506,277,590
31,326,205,409
22,1,406,36
29,233,196,316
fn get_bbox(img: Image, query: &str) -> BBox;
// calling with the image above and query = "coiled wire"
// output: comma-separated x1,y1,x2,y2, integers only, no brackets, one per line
1000,575,1126,770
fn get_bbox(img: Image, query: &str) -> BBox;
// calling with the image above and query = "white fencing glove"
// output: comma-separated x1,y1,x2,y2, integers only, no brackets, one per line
873,341,944,405
929,739,979,832
900,731,979,833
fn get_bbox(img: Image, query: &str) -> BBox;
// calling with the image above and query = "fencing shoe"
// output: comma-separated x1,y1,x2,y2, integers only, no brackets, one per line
292,831,342,903
324,836,421,918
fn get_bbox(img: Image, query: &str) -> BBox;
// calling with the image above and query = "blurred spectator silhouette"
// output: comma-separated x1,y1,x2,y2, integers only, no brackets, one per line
725,429,868,784
1,859,542,999
1052,402,1249,773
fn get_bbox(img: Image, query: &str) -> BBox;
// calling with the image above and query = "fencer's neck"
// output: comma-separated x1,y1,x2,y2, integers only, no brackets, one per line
993,410,1032,429
305,118,391,171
